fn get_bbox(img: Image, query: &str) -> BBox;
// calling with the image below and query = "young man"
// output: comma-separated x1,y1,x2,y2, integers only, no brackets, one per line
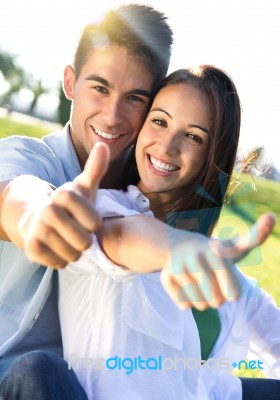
0,4,173,398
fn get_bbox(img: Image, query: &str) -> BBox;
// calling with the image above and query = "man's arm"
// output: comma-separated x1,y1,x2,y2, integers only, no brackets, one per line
0,142,110,268
97,212,275,310
0,181,12,241
0,177,54,245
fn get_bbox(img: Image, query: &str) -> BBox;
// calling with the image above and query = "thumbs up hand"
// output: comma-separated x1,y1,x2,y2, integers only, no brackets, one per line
20,143,110,268
73,142,110,201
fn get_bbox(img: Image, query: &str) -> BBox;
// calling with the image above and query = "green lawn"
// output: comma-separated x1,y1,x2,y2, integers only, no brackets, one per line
214,173,280,378
0,116,54,138
1,116,279,379
216,172,280,304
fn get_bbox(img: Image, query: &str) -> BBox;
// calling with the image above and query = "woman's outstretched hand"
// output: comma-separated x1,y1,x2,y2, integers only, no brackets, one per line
160,212,276,310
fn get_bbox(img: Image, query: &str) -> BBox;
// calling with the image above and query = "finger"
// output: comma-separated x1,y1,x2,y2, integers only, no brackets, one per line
162,271,214,311
161,269,192,310
49,212,94,251
74,142,110,200
24,237,69,269
169,250,214,308
232,212,275,262
162,259,211,310
50,190,102,233
240,211,275,249
39,209,93,253
174,276,213,311
191,253,226,308
206,250,241,300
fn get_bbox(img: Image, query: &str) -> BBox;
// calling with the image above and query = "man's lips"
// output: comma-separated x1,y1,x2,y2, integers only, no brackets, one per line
92,126,122,140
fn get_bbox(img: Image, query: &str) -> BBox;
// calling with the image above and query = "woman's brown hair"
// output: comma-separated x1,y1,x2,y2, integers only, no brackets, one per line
125,65,241,236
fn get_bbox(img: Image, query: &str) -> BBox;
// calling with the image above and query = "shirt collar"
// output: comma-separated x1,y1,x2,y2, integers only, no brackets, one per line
43,123,82,182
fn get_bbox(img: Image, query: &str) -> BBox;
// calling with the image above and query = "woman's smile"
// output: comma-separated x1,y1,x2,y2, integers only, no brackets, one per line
147,154,180,176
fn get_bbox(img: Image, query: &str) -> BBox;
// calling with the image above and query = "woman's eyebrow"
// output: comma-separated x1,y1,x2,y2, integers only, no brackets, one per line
150,107,172,119
190,124,210,135
150,108,210,135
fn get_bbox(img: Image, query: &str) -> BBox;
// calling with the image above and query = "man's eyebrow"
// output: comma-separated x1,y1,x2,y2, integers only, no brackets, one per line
86,74,112,87
127,88,151,98
86,74,151,98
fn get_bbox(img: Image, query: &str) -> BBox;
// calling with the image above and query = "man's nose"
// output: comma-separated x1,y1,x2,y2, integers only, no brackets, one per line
102,97,125,127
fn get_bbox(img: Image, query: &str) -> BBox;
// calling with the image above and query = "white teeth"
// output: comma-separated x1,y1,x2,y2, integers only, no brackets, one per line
95,127,121,139
150,156,178,172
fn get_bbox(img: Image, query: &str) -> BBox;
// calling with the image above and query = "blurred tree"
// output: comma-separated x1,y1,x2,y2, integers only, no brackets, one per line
0,50,27,105
0,49,50,115
0,50,18,78
28,79,49,113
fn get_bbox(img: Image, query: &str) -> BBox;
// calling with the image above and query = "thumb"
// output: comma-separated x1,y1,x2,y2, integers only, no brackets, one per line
74,142,110,200
231,212,276,262
210,212,276,262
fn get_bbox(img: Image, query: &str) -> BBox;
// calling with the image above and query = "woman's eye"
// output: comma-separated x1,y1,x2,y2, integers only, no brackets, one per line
152,118,167,127
186,133,203,144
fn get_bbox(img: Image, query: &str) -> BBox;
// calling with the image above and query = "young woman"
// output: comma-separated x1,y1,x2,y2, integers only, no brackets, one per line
59,65,279,400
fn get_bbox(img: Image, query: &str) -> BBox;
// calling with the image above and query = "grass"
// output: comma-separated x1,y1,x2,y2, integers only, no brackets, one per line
1,116,279,379
216,172,280,304
213,173,280,378
0,116,56,138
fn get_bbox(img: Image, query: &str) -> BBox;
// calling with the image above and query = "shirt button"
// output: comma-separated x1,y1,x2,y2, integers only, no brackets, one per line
33,313,40,321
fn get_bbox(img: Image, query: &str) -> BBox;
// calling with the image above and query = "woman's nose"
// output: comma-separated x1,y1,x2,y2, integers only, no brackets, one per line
159,131,181,155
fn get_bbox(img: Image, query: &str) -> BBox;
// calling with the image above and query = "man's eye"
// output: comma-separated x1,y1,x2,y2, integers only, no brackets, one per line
93,86,108,94
152,118,167,127
127,95,144,103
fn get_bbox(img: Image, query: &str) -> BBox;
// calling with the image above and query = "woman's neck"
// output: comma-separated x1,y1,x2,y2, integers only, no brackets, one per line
136,184,171,221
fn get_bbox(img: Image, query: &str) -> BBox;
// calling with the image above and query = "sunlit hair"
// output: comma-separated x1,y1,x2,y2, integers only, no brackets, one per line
158,65,241,235
73,4,173,89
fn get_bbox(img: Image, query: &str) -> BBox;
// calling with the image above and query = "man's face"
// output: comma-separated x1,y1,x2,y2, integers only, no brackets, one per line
64,44,154,167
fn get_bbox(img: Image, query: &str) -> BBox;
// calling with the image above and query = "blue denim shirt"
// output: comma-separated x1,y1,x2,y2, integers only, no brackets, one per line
0,124,81,356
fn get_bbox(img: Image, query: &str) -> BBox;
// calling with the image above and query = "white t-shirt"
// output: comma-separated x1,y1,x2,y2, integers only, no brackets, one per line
58,185,280,400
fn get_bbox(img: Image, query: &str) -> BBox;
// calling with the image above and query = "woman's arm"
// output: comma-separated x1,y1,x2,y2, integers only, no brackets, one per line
97,213,275,310
97,215,173,272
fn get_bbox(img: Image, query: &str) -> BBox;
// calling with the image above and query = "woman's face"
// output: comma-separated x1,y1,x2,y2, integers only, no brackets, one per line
136,83,211,196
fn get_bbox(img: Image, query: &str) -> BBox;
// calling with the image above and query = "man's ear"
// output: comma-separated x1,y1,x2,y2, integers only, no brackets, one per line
63,65,76,100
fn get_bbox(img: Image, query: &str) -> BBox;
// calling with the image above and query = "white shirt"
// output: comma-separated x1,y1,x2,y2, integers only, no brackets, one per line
59,186,280,400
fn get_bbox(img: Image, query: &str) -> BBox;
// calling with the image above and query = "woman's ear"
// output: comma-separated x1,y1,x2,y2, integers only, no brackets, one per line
63,65,76,100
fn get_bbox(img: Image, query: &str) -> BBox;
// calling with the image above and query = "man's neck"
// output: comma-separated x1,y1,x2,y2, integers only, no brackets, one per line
100,150,130,189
